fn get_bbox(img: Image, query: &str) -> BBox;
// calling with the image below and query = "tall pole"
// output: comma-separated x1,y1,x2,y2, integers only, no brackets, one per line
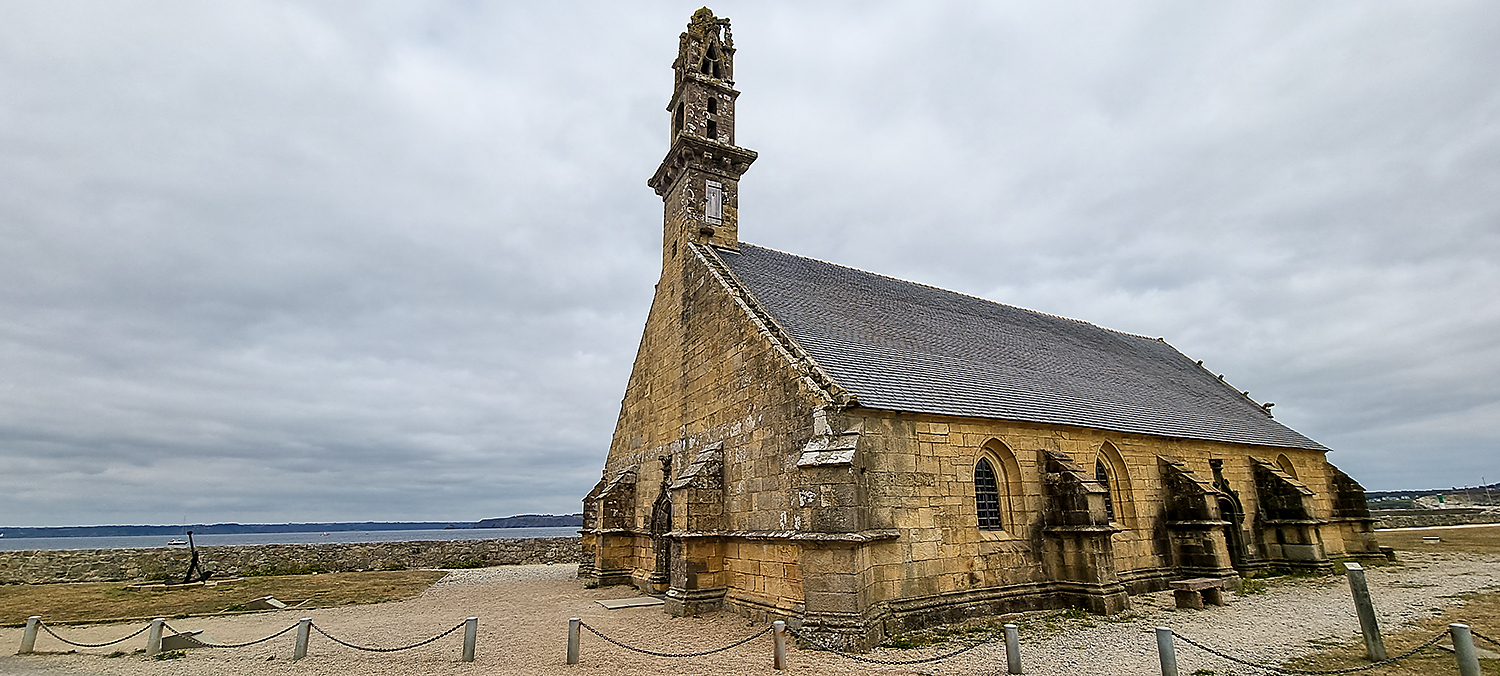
462,616,478,662
19,616,40,654
772,621,788,670
1344,563,1386,661
1004,623,1022,674
146,618,164,656
566,618,580,665
1156,627,1178,676
1451,624,1482,676
293,617,311,661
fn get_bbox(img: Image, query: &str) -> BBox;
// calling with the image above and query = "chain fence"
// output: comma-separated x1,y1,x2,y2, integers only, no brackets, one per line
786,626,993,666
19,608,1499,672
37,621,151,648
1173,628,1450,675
162,621,300,649
577,620,772,658
309,619,468,653
23,616,472,657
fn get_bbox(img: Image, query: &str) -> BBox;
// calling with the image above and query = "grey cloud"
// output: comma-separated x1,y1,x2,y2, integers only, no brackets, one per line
1,2,1496,526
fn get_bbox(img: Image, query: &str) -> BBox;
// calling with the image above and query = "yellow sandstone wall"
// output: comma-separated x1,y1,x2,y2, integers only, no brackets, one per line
584,226,1375,643
833,408,1365,631
587,237,834,600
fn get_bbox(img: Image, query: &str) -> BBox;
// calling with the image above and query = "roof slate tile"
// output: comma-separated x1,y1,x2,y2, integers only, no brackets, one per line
716,243,1328,452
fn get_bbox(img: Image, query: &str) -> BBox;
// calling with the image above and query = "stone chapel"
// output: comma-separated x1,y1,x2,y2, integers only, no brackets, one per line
580,8,1384,650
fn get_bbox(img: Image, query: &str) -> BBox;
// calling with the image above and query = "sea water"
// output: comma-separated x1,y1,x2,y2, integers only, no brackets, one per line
0,527,579,552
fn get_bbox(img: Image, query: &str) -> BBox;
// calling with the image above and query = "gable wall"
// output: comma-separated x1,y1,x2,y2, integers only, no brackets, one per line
590,242,831,603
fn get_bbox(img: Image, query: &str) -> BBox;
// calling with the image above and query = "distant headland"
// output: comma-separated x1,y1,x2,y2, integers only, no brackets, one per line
0,513,583,538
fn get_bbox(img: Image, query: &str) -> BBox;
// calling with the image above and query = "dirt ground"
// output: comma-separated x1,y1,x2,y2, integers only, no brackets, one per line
0,571,446,626
2,535,1498,675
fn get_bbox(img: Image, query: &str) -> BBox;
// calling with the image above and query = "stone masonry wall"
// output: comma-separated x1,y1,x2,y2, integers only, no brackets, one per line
591,241,833,599
837,410,1358,621
1373,510,1500,529
0,537,582,585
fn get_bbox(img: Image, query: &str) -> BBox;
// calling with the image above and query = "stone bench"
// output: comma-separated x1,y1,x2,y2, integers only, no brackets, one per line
1170,577,1226,610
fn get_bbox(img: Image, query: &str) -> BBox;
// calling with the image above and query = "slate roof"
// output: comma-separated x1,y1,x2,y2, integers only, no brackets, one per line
716,243,1328,452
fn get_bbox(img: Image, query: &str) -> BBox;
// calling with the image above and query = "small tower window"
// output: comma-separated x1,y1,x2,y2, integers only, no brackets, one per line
673,103,684,138
701,46,721,78
706,119,718,141
1095,459,1116,522
707,98,717,114
975,458,1003,530
705,180,723,225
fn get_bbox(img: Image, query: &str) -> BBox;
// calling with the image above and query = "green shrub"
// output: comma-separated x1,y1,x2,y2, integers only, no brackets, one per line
885,634,938,649
1238,577,1268,596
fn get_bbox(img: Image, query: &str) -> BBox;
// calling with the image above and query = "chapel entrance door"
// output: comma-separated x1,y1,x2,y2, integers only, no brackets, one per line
1219,496,1249,571
649,487,672,589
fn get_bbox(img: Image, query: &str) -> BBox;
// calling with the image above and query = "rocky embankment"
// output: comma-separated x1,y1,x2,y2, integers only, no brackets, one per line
0,537,582,584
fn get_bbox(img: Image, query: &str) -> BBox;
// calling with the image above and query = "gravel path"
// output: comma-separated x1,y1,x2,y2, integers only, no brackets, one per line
2,553,1496,675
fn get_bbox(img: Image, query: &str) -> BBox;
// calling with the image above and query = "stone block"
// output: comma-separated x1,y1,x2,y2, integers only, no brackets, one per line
805,591,860,614
803,572,857,594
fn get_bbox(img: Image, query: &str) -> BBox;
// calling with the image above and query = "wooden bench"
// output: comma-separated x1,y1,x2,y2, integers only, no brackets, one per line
1170,578,1226,610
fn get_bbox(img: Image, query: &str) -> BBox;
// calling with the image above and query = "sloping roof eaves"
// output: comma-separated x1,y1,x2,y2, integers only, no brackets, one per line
715,243,1329,452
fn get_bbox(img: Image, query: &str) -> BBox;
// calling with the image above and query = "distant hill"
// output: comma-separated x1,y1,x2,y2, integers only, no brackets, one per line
0,515,584,538
464,513,583,529
1368,482,1500,509
0,522,465,538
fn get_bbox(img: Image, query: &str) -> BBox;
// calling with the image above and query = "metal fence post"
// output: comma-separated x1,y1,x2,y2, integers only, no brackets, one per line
772,620,787,670
566,617,580,665
18,617,40,653
1004,623,1022,674
19,616,40,654
462,616,478,662
1156,627,1178,676
293,617,311,661
1343,562,1386,661
146,618,165,656
1451,623,1482,676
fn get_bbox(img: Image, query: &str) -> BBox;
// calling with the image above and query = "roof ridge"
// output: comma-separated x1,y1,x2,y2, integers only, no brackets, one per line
691,243,856,408
730,242,1271,413
720,241,1311,448
733,242,1160,343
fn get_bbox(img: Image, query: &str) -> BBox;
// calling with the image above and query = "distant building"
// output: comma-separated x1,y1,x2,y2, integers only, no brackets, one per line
580,8,1383,649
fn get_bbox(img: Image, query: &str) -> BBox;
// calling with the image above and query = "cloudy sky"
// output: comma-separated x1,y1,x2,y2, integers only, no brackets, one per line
2,2,1495,527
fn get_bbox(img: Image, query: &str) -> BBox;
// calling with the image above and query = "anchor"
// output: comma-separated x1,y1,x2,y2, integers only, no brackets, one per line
171,531,214,585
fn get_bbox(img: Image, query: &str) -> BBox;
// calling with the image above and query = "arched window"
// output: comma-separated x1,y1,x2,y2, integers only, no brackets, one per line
1276,453,1298,479
975,458,1003,530
1095,459,1116,522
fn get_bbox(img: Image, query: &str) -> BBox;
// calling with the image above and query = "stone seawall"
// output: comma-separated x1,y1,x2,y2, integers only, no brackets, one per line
0,537,583,585
1373,509,1500,530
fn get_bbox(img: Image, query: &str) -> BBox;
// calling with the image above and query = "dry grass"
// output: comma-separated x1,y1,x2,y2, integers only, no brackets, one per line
1280,592,1500,675
1377,523,1500,554
1276,524,1500,675
0,570,445,626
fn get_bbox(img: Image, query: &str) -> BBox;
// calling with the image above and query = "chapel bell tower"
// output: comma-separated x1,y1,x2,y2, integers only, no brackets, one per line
648,8,757,263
